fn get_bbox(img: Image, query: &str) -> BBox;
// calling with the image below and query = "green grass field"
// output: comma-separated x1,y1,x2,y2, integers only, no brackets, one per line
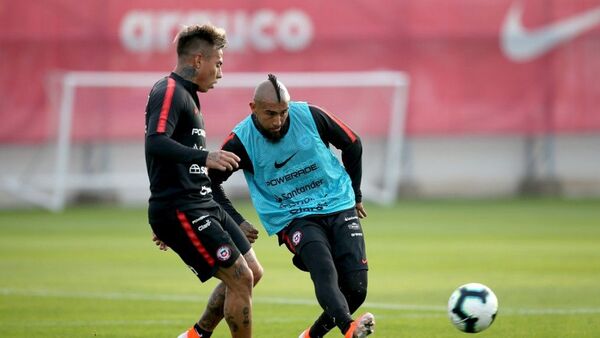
1,199,599,337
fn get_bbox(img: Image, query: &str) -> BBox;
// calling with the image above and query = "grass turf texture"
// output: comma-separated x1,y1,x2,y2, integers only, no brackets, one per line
1,198,599,337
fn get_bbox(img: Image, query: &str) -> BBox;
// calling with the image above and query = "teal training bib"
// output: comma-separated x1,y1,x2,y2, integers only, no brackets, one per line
233,101,355,235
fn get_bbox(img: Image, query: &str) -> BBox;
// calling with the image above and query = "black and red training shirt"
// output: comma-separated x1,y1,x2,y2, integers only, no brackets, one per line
145,72,216,219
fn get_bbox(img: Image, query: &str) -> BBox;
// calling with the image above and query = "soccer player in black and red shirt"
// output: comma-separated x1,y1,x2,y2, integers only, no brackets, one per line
144,24,262,338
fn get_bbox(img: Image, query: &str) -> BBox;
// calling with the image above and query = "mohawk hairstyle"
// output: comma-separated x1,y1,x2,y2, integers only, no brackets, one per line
268,74,282,102
175,24,227,57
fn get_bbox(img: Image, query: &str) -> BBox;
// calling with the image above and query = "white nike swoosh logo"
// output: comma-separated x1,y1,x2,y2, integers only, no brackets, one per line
500,1,600,62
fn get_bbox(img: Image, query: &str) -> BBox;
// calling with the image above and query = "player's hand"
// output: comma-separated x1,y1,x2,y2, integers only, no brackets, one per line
239,221,259,243
355,202,367,219
206,150,240,171
152,232,169,251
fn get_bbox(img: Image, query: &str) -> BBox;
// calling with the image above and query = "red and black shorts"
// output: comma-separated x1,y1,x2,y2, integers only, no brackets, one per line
277,207,368,273
150,204,251,282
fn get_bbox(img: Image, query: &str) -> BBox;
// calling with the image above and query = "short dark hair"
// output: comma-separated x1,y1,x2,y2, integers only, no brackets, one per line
175,24,227,57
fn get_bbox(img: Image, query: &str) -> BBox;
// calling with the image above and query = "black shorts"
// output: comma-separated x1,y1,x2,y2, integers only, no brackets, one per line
150,204,251,282
278,208,368,273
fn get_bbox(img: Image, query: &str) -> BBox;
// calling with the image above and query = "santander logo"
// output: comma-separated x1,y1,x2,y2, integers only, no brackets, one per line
501,1,600,62
120,9,314,53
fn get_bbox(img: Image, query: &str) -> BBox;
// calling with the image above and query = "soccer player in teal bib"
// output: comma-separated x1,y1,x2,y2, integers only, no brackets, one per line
210,74,375,338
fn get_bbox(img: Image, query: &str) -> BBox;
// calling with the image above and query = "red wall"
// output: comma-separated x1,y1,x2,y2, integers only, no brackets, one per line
1,0,599,142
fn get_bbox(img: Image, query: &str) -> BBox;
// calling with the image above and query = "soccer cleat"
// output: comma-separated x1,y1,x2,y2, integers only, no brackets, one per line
177,327,201,338
344,312,376,338
298,327,311,338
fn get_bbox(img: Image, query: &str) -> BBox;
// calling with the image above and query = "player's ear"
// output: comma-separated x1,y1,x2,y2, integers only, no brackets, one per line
193,53,203,69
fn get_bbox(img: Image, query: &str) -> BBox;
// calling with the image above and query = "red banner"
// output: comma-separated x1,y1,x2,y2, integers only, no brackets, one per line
1,0,600,142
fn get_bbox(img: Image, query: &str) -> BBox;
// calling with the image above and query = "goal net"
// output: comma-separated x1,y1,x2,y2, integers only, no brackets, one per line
1,71,409,211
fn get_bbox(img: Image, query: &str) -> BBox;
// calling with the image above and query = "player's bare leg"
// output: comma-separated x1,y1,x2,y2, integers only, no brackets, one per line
197,250,263,336
198,283,226,333
213,254,254,338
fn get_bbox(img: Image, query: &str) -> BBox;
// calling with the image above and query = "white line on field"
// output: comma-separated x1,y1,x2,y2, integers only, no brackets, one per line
2,287,600,316
1,319,188,327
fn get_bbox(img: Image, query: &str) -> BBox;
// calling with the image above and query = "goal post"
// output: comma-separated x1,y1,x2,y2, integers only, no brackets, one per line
1,71,410,211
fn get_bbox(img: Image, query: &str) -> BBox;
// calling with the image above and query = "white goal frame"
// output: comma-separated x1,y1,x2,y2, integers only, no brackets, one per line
2,71,409,211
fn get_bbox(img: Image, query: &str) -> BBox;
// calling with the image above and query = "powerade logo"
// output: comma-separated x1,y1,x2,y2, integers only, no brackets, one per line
120,9,314,53
266,163,318,187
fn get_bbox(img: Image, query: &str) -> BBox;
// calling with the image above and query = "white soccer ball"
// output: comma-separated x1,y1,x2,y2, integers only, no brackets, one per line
447,283,498,333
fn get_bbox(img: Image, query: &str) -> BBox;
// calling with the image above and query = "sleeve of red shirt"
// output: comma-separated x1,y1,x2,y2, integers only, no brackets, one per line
145,78,208,165
309,104,363,203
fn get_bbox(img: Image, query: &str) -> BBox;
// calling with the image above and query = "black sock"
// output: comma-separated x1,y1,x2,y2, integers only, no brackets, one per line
309,317,335,338
194,323,212,338
341,320,353,335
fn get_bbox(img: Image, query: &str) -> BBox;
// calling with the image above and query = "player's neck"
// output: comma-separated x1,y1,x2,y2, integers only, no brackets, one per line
173,65,198,84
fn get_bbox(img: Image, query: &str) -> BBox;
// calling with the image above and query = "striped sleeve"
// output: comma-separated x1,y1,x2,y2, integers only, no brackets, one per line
156,77,176,133
309,104,363,202
309,104,359,147
146,77,179,136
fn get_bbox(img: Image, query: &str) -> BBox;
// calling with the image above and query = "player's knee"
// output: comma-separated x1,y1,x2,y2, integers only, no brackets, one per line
250,261,264,286
244,250,264,286
221,257,254,293
344,285,367,313
346,282,367,303
341,270,368,307
236,263,254,292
